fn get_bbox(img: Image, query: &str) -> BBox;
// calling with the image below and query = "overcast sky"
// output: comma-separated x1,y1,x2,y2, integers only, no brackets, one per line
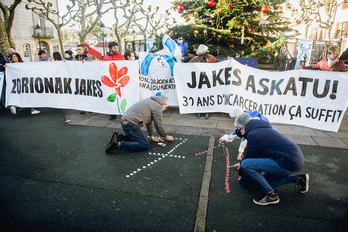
57,0,185,29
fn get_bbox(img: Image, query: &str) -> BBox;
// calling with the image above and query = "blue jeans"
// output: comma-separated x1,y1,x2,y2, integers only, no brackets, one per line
240,158,298,194
119,120,150,151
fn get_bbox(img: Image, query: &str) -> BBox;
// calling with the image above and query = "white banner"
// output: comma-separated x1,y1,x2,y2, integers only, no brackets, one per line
174,59,348,132
139,34,182,106
5,61,139,115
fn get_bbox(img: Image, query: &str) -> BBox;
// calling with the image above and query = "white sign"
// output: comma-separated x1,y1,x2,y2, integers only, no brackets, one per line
5,61,139,115
139,35,182,106
174,59,348,132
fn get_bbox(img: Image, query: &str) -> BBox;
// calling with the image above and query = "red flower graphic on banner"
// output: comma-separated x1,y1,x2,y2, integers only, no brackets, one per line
101,62,130,97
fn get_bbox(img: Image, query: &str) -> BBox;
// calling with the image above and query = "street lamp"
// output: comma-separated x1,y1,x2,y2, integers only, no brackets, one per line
131,30,136,54
35,24,42,50
100,22,106,58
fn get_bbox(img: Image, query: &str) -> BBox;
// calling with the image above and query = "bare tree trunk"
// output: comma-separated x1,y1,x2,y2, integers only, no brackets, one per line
0,0,22,57
0,18,11,59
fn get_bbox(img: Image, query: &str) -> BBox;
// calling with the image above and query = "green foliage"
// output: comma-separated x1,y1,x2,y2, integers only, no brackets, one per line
247,33,288,64
169,0,295,59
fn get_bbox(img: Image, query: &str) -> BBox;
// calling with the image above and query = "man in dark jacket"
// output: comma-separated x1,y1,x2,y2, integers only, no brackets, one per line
106,95,174,153
74,45,91,62
233,113,309,206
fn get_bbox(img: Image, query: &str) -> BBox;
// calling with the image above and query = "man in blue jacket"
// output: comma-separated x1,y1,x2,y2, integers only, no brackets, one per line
233,113,309,206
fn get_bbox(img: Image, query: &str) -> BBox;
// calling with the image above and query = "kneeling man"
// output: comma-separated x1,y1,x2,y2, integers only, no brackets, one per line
106,95,174,153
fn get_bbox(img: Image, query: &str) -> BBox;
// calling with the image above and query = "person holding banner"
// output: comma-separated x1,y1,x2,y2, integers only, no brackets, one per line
7,48,15,63
124,50,135,60
103,42,125,61
233,113,309,206
105,95,174,153
64,50,74,61
38,50,51,61
175,34,189,62
74,45,91,62
298,45,346,72
190,44,221,119
7,53,40,115
104,42,126,120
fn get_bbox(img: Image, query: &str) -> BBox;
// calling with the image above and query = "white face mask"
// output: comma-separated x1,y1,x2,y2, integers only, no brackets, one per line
327,54,333,60
65,54,70,59
177,39,183,44
132,56,135,60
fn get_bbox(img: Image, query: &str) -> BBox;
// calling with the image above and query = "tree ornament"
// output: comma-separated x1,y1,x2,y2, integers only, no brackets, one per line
177,4,185,14
194,11,198,16
261,5,269,14
228,2,233,7
194,30,199,36
248,28,252,33
211,31,216,37
217,9,221,14
208,1,216,8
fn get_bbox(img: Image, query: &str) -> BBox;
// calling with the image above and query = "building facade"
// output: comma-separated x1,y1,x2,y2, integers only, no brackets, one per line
2,0,60,62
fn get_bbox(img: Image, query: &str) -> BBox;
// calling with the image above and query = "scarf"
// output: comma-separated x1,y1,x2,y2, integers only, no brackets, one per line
39,55,50,61
75,54,89,61
328,58,339,67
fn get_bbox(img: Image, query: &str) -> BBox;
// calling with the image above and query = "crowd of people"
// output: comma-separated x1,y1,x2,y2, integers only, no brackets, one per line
0,42,135,116
1,40,347,206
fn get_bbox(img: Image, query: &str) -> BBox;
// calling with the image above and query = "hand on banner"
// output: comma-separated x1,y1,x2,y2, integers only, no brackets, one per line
165,135,174,141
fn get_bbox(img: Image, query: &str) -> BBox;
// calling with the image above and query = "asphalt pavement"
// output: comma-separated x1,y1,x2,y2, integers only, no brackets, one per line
0,108,347,232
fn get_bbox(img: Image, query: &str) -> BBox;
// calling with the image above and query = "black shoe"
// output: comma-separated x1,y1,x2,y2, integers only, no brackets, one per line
253,193,280,206
109,115,117,120
298,174,309,194
105,140,121,153
108,132,119,145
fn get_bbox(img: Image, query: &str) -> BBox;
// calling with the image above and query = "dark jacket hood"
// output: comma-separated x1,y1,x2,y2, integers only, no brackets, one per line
244,119,272,138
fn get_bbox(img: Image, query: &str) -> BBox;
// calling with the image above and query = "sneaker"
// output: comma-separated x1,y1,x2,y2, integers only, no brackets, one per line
253,193,280,206
108,132,119,145
109,115,117,120
105,140,121,153
298,174,309,194
197,113,201,118
31,110,41,115
10,106,17,115
204,113,209,120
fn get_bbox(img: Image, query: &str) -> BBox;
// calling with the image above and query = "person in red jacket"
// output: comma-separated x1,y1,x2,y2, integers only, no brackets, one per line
298,45,347,72
103,41,125,120
103,42,125,61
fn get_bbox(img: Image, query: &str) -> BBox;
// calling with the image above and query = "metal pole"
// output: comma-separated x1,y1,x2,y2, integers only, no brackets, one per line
132,40,135,54
38,33,41,50
102,33,105,58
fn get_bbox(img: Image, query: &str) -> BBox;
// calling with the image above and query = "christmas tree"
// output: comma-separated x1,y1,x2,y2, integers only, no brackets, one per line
168,0,296,62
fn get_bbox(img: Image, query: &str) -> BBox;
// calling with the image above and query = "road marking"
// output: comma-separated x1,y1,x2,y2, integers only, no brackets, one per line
194,136,215,232
125,138,187,178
